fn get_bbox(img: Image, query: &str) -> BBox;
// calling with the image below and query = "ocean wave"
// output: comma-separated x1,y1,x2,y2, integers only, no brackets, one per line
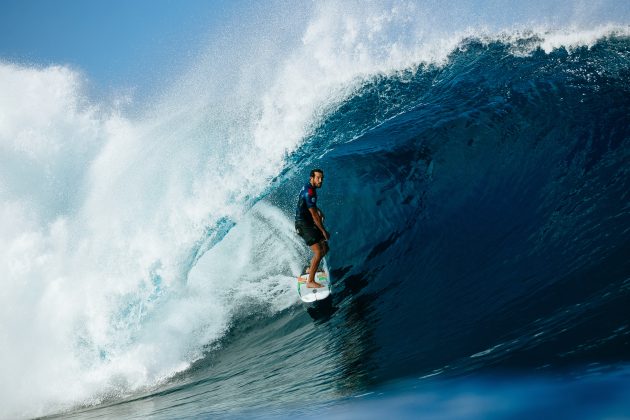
1,1,629,417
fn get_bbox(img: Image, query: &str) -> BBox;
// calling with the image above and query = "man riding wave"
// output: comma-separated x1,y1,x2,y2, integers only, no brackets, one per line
295,169,330,288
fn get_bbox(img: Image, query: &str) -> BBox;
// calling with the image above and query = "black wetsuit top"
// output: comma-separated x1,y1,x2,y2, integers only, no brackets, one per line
295,182,317,225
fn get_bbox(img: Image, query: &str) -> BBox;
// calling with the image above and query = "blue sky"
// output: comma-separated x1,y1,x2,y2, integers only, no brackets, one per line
0,0,245,96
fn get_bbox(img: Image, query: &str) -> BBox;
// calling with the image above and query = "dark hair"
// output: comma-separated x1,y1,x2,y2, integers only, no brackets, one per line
310,168,324,177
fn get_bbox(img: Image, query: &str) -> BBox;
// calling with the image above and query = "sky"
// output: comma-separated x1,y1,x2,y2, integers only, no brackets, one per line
0,0,244,98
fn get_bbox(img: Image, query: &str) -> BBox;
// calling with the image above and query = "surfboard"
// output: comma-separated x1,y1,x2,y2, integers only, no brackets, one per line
297,266,331,303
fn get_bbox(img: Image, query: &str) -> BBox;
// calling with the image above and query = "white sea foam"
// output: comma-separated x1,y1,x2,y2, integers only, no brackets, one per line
536,25,630,53
0,1,627,418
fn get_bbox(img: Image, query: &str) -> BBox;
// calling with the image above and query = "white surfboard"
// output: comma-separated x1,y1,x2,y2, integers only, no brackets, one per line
297,269,331,303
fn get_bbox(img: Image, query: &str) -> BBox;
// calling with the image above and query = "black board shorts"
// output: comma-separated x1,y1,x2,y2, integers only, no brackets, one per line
295,221,324,246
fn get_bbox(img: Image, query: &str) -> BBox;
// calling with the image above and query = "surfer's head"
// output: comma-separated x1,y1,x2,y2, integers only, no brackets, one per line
310,168,324,188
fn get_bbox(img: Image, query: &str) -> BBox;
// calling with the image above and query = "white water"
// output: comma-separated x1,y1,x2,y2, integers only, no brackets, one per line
0,1,627,418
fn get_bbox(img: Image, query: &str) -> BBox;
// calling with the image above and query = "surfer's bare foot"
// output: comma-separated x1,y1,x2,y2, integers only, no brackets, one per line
306,281,323,288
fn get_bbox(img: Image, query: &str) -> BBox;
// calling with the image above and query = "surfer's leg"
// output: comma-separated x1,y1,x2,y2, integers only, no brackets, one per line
306,243,324,288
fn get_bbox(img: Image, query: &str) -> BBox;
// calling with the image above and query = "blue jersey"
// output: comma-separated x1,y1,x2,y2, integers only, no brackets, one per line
295,182,317,224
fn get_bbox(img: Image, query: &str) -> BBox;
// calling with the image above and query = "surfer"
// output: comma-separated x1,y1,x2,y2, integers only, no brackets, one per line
295,169,330,288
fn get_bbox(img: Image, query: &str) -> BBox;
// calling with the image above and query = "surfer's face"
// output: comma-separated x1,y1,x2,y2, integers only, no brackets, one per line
311,172,324,188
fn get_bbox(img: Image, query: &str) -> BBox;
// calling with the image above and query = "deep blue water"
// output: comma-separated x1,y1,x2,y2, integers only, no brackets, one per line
48,34,630,419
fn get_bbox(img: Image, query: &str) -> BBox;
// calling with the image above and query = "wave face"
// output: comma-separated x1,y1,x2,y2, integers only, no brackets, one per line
1,2,629,419
313,33,630,382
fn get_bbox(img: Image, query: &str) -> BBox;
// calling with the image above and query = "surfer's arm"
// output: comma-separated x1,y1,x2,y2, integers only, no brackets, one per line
309,207,329,240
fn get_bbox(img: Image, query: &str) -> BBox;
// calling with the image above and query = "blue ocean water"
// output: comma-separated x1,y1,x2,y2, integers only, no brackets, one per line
35,33,630,419
2,4,630,418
